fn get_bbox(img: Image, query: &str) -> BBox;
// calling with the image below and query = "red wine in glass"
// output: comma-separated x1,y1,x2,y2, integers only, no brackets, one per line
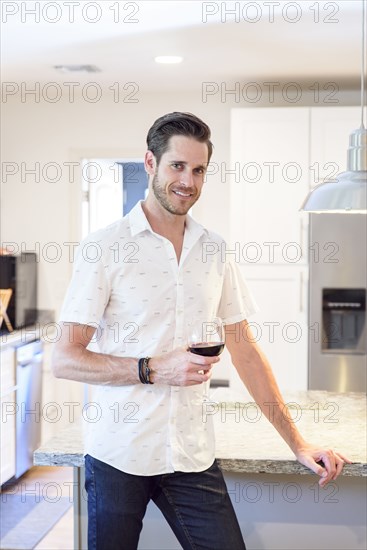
189,342,225,356
187,317,225,357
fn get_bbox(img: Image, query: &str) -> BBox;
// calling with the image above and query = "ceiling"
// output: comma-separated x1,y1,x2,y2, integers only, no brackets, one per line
1,0,364,92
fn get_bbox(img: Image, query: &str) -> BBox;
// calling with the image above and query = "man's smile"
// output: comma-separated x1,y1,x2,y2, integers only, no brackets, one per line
171,188,195,199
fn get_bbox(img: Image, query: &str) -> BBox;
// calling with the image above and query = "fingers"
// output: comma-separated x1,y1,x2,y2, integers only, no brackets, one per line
330,451,352,481
187,351,221,366
184,351,219,384
187,369,213,385
333,456,345,480
335,452,353,464
318,454,335,485
316,450,347,487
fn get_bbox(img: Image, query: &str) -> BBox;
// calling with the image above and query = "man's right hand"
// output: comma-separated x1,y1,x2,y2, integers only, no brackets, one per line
149,348,220,386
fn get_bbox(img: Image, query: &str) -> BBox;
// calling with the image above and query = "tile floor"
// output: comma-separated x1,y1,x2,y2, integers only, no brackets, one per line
1,466,74,550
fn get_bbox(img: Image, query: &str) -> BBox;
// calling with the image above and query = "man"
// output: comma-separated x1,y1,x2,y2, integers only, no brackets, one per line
53,112,350,550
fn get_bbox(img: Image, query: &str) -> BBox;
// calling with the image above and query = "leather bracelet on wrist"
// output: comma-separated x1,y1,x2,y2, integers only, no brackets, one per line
138,357,153,384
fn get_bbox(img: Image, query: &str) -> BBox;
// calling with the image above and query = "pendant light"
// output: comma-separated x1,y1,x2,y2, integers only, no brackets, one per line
300,0,367,214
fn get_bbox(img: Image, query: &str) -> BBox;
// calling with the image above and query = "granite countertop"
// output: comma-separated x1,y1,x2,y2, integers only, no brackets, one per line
34,389,367,477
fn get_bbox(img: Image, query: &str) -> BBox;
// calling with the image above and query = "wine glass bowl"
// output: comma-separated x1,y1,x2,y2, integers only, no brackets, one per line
187,317,225,357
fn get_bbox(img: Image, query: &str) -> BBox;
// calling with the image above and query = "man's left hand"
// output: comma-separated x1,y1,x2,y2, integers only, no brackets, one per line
295,443,352,487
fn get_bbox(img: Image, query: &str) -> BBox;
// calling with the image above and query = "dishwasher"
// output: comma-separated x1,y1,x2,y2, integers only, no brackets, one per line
15,340,43,478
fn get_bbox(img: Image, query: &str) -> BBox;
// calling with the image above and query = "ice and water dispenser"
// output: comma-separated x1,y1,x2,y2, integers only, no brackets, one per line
322,288,366,353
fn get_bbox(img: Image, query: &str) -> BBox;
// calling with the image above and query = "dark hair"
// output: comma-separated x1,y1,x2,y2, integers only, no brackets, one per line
146,112,213,165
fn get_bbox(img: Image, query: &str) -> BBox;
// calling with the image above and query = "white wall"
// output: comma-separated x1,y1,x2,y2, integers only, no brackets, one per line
1,92,231,315
1,87,360,318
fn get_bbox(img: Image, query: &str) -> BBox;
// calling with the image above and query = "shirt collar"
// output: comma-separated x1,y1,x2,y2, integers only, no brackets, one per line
128,200,152,237
128,200,208,241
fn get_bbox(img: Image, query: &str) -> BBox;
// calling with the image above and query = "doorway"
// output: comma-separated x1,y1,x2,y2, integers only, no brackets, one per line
81,158,147,237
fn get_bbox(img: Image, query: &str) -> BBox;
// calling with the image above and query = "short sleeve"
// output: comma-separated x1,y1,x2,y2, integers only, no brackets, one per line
58,237,111,327
217,258,259,325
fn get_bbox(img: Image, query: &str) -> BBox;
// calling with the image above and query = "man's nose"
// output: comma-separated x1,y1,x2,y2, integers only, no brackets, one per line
180,170,194,187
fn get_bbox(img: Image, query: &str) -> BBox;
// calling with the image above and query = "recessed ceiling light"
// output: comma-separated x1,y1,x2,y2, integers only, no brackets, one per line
53,65,101,73
154,56,183,64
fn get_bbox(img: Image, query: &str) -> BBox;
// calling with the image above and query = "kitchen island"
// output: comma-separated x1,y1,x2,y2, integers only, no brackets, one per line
34,389,367,550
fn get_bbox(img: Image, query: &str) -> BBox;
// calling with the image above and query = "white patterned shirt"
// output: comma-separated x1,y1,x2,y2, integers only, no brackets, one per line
59,201,258,475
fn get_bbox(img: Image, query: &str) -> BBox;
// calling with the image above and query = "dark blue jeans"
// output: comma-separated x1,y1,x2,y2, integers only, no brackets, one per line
85,454,246,550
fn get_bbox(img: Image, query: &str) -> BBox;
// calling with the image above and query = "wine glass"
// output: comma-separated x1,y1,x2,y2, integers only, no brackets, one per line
187,316,225,357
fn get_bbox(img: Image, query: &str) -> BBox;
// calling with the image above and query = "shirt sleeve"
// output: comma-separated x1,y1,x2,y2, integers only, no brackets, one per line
58,237,111,327
217,258,259,325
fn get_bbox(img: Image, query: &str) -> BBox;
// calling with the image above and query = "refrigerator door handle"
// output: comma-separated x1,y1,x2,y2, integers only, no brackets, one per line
299,218,304,260
299,271,304,312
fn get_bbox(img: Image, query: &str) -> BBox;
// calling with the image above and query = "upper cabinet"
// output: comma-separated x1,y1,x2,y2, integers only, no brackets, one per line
230,107,310,265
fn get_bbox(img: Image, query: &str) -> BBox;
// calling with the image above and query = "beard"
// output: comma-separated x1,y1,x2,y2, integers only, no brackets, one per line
152,173,200,216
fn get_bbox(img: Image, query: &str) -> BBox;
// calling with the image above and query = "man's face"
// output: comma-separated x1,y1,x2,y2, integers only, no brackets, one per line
148,135,209,216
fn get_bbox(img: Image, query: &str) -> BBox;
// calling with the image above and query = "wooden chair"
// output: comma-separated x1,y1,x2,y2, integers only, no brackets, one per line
0,288,14,332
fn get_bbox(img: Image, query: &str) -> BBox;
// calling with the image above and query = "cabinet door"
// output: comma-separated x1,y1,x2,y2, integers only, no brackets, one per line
0,347,16,485
230,107,310,265
230,265,308,394
0,391,16,485
0,347,15,392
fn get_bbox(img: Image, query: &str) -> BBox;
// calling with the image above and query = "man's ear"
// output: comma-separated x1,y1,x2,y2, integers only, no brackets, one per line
145,150,157,176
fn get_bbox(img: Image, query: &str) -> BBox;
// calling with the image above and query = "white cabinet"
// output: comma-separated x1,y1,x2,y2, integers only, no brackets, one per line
230,107,311,393
0,347,16,485
230,107,310,265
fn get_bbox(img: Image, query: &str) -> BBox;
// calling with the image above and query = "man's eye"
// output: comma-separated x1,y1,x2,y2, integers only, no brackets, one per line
172,163,183,169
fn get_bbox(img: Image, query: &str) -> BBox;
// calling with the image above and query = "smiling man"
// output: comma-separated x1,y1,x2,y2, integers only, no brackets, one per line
53,112,350,550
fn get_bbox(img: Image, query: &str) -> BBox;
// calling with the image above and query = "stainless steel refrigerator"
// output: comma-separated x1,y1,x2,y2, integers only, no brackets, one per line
308,213,366,392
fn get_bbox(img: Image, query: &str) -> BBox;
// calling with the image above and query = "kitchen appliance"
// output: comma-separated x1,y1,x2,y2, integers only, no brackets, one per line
0,253,38,331
308,213,367,392
15,340,43,478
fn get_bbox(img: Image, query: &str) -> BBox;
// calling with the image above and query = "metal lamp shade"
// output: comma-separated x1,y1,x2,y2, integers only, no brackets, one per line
300,127,367,213
300,170,367,213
